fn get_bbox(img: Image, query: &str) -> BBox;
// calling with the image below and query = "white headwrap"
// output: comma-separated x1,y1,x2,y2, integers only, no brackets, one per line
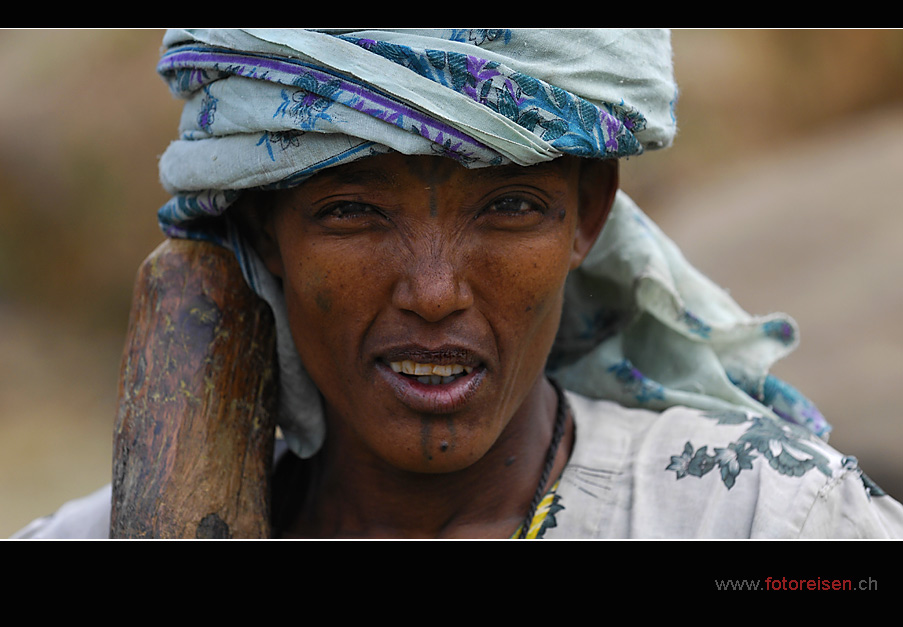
156,28,828,458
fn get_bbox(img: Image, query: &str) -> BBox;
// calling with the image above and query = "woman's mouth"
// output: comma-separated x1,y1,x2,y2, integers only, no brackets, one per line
388,360,475,385
376,355,486,414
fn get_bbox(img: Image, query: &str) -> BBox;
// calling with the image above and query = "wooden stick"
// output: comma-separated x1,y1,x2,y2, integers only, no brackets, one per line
111,238,277,538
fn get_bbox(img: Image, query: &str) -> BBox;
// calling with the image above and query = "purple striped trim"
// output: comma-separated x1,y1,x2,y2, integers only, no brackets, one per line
159,47,491,155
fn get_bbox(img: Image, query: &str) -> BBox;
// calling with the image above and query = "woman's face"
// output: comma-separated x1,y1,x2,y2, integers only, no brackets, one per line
254,153,616,474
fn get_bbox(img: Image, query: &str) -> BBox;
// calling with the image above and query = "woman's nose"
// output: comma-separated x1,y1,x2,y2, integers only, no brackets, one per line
391,244,474,323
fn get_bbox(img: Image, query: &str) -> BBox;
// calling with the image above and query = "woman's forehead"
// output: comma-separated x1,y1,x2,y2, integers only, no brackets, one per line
299,153,577,191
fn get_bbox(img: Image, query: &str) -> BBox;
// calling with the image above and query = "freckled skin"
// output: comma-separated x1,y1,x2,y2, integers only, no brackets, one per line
243,153,617,537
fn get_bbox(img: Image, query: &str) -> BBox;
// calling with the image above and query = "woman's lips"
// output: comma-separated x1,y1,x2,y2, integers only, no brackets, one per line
375,358,486,415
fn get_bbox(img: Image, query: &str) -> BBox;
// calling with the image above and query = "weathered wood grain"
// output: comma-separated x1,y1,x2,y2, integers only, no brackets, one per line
111,238,277,538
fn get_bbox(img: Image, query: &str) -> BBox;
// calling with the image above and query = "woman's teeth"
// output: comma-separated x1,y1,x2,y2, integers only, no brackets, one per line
389,360,474,385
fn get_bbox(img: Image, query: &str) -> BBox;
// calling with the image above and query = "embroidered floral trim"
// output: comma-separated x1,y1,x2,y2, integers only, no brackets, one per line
666,410,834,490
842,456,888,500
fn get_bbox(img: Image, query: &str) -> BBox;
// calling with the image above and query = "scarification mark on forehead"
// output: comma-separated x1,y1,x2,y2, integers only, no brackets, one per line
403,158,458,218
406,155,457,186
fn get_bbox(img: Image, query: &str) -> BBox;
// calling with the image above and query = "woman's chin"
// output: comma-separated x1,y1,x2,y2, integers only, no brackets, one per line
362,415,502,476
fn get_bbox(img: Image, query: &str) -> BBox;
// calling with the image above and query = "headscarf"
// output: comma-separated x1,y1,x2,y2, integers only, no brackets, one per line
155,28,828,458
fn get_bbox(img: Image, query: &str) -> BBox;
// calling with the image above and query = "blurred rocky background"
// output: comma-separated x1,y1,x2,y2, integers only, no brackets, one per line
2,29,902,536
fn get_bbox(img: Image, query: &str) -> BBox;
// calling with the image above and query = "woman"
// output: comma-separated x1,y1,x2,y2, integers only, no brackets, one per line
15,29,903,538
234,152,616,538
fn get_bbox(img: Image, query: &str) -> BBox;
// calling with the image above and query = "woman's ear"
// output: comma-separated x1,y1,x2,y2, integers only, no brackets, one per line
570,158,619,270
231,191,285,279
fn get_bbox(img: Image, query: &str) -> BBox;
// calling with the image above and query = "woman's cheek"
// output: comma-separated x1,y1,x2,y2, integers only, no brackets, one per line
475,237,570,339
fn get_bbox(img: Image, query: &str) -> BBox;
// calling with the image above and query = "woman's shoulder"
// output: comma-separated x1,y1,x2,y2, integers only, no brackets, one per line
545,391,903,538
11,484,112,540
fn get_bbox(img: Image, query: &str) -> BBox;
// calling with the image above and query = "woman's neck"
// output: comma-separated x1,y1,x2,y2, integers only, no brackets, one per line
283,377,572,539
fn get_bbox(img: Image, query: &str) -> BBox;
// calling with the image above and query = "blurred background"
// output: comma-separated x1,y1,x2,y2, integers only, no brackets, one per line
2,29,902,537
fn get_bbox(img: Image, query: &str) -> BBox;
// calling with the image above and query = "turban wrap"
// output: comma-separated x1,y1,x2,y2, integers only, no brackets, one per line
155,28,829,458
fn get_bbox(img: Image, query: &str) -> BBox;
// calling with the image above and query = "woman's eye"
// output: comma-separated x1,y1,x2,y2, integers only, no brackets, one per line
316,201,388,232
480,196,547,230
486,197,538,215
324,201,377,219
